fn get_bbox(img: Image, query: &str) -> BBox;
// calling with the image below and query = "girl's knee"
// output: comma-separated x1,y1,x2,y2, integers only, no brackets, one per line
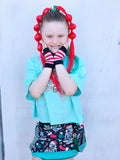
32,156,43,160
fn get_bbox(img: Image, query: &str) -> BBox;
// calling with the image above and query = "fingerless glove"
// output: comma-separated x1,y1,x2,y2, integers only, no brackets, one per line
43,48,54,69
54,46,67,65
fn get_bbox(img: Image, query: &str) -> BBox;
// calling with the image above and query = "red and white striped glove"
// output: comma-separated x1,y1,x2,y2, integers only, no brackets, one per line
54,46,67,65
43,47,54,69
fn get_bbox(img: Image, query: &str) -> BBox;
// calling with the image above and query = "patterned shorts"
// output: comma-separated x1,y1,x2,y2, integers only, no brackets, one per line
30,121,86,159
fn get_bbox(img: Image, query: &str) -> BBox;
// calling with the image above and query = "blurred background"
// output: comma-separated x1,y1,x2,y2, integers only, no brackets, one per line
0,0,120,159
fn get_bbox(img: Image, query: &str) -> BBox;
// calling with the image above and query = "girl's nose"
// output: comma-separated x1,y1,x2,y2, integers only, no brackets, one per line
52,37,58,44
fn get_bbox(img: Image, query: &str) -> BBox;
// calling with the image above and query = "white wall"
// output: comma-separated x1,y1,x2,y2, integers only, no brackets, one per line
0,0,120,160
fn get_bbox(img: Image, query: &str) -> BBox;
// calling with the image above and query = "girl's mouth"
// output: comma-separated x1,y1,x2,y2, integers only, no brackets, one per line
50,45,61,53
51,45,61,48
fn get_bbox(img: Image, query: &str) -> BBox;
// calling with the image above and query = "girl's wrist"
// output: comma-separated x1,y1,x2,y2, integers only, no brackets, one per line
44,63,55,69
54,60,63,65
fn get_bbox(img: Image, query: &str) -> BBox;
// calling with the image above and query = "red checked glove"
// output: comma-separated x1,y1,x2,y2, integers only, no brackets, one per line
54,46,67,65
43,47,54,69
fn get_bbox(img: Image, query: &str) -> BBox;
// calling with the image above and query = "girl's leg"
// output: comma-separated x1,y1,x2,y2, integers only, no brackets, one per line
32,156,43,160
62,158,74,160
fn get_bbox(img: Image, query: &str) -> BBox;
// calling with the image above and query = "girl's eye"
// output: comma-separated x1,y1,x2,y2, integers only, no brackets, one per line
58,35,63,38
47,36,52,38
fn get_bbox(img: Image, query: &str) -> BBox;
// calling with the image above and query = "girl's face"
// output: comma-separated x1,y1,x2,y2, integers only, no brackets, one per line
41,21,69,53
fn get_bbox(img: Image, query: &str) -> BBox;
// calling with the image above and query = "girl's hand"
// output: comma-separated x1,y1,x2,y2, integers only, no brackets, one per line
43,47,55,69
42,40,54,69
53,39,68,65
54,46,67,66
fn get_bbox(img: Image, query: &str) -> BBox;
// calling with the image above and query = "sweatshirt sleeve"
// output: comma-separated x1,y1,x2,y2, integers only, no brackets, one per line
25,57,39,101
70,57,87,96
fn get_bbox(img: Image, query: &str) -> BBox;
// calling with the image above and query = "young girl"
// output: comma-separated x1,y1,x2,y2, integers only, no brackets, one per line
25,5,87,160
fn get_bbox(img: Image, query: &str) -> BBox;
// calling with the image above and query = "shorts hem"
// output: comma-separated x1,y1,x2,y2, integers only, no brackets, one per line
32,149,79,159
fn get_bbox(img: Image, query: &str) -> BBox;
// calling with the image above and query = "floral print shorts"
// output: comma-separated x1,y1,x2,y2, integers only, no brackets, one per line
30,121,86,156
